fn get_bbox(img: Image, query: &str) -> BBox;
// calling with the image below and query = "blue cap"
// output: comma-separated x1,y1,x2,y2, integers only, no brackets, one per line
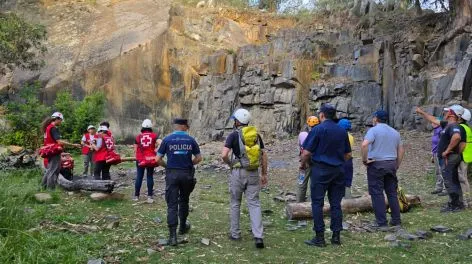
319,104,336,115
338,118,352,131
374,110,388,122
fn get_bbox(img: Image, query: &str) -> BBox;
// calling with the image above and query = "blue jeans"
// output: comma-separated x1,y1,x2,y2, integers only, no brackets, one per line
135,162,154,197
367,160,401,226
310,162,345,233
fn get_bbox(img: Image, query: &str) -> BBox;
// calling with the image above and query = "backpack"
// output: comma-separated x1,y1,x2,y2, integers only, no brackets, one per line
387,187,410,213
236,126,261,171
60,153,74,170
460,124,472,163
39,144,63,158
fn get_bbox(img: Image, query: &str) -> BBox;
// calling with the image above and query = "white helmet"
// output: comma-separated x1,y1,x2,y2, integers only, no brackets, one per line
98,125,108,132
444,105,465,117
462,109,471,122
51,112,64,120
232,108,251,124
142,119,153,128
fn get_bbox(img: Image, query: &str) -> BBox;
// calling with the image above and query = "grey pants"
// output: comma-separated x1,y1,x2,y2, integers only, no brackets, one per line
41,154,61,189
433,155,445,191
83,152,94,176
229,168,263,239
458,161,470,206
297,166,311,203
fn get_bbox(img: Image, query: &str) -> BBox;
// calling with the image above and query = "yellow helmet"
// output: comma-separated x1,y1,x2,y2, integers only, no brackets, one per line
307,116,319,127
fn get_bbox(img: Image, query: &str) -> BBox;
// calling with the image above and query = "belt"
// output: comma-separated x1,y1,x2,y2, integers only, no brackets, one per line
313,161,341,167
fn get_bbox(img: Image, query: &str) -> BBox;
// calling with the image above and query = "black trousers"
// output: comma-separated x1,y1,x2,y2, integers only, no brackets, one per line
94,161,111,180
165,169,196,229
367,161,401,226
441,153,463,206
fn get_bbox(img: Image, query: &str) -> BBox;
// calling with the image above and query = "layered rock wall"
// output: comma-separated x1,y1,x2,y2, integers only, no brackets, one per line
3,1,472,142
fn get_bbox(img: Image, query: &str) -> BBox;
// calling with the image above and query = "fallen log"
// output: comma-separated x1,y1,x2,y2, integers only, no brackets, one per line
58,174,116,193
285,195,421,220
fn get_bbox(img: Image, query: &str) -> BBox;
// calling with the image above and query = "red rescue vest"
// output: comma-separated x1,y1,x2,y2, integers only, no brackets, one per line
81,133,95,155
44,123,58,145
135,132,158,161
94,133,117,163
40,123,63,159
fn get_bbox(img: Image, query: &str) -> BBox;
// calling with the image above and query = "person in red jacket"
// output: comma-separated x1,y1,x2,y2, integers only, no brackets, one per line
133,119,161,203
81,125,97,177
41,112,80,189
92,125,114,180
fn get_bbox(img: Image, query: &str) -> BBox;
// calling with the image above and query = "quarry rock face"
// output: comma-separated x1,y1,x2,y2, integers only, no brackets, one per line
5,1,472,142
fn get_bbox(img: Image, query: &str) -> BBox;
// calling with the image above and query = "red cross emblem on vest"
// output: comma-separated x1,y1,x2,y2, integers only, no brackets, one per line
140,134,152,148
105,138,114,150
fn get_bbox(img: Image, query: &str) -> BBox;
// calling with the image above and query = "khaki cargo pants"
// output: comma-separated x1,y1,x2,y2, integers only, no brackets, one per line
458,161,471,207
229,168,263,239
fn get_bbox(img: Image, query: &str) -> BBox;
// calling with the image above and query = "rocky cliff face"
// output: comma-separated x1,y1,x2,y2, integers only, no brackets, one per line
3,1,472,142
190,10,472,141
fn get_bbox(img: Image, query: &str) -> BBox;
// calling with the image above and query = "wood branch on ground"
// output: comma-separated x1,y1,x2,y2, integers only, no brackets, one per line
58,174,116,193
119,157,136,162
285,195,421,220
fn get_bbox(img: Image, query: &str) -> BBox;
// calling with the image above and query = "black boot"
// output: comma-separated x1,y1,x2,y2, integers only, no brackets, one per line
304,232,326,247
179,221,191,235
331,231,341,245
168,228,178,246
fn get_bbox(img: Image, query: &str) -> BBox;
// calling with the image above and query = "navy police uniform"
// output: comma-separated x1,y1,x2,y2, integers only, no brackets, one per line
157,123,201,231
303,108,351,235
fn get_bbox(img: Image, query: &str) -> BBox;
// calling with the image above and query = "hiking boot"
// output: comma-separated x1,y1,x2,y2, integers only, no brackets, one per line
304,232,326,247
255,238,264,249
331,231,341,245
229,235,241,241
440,204,465,213
431,189,443,195
168,228,178,246
179,221,191,235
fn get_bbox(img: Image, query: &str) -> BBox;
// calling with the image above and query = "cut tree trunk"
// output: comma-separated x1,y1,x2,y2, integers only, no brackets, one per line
58,174,116,193
285,195,421,220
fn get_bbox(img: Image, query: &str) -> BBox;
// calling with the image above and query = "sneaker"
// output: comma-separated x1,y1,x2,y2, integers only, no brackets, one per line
132,196,139,202
369,222,390,232
147,197,154,204
255,238,264,249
